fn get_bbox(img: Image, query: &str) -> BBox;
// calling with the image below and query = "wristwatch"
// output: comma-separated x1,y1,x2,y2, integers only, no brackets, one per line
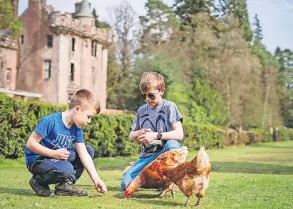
157,132,163,140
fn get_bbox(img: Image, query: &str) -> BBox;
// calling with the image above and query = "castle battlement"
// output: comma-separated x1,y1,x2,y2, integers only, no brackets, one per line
0,38,17,50
49,12,113,44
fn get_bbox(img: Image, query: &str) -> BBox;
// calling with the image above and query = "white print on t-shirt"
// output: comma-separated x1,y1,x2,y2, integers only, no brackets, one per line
51,134,75,149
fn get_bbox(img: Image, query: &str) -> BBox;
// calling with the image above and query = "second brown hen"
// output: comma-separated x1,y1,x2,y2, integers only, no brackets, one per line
157,147,211,206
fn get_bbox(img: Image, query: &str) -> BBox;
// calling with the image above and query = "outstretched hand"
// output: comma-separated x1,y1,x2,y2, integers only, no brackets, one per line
95,179,107,193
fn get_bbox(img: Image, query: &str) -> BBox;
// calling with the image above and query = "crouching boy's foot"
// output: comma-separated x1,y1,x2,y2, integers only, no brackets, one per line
29,177,55,197
54,180,88,196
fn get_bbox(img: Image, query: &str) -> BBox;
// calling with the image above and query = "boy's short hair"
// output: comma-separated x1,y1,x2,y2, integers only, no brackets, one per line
69,89,100,114
139,72,165,92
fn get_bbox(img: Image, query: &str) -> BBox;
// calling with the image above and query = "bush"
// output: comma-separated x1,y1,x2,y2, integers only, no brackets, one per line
1,93,292,159
0,94,139,158
183,123,225,149
278,128,293,141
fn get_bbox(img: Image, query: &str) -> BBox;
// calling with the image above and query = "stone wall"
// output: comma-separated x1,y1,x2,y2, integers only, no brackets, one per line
0,38,17,90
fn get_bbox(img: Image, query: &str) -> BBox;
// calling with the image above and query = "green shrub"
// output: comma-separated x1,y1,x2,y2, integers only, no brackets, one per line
1,93,293,159
183,123,225,149
278,128,293,141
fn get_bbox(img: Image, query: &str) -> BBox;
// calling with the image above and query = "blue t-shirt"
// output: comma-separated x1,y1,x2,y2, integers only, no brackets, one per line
25,112,84,166
131,99,183,157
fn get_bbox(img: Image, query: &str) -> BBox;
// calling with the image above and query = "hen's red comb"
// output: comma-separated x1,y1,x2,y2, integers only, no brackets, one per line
124,189,132,198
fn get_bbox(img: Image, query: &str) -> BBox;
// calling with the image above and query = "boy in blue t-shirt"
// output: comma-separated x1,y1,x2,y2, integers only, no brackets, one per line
121,72,184,192
25,89,107,197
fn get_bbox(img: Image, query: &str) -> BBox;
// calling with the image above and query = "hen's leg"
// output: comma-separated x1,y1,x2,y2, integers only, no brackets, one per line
183,196,190,207
194,197,201,206
157,188,169,198
171,187,176,200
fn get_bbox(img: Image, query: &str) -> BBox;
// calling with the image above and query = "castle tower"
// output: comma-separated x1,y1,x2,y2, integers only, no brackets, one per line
74,0,94,26
29,0,46,7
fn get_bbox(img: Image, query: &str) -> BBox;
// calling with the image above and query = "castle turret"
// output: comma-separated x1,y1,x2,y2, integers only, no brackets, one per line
74,0,94,26
29,0,46,7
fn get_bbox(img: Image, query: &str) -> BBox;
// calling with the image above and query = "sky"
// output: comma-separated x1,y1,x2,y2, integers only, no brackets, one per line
18,0,293,53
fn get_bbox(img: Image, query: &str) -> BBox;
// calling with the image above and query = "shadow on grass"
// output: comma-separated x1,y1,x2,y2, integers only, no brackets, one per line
77,185,122,192
114,191,182,207
0,187,35,196
212,161,293,175
132,198,182,207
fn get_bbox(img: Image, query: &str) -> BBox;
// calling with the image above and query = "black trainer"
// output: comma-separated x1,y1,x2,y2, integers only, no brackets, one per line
54,180,87,196
29,177,55,197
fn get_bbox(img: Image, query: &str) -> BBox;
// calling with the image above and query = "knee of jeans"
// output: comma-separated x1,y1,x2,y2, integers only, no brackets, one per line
120,172,131,191
164,140,181,150
59,163,74,178
121,180,126,191
121,178,129,191
86,145,95,159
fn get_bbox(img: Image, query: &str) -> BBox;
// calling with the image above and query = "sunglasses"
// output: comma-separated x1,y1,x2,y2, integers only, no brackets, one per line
140,92,160,100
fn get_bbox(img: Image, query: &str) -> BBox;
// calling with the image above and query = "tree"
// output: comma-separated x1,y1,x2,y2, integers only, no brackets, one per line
188,67,227,125
92,9,111,28
113,1,138,76
0,0,21,37
252,14,263,42
275,48,293,127
214,0,253,41
106,0,139,109
172,0,215,24
204,16,264,129
139,0,178,48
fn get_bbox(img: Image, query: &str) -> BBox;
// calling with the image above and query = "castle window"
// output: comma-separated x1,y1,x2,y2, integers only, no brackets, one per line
44,60,51,80
72,38,76,51
70,63,75,81
91,41,97,57
47,35,53,48
6,68,11,83
21,35,24,44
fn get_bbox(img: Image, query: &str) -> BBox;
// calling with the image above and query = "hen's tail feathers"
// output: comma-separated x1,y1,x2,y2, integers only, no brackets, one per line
196,147,210,171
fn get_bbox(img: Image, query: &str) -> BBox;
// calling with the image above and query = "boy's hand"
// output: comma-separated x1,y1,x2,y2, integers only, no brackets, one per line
137,132,157,144
94,179,107,193
52,148,70,160
139,128,152,136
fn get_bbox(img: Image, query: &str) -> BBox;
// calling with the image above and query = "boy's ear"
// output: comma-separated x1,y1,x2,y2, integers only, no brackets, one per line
160,88,165,95
74,105,82,113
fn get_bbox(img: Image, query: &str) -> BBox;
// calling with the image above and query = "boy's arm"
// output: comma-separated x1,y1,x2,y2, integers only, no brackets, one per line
75,143,107,193
160,121,184,140
26,131,69,160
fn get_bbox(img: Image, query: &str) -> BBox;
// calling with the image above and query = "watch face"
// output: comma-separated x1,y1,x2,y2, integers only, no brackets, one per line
158,133,162,139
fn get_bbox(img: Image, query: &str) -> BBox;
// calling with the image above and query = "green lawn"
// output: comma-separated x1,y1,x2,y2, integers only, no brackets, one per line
0,141,292,209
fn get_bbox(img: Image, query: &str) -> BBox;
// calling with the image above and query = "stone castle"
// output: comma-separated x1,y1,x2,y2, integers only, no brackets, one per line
0,0,113,110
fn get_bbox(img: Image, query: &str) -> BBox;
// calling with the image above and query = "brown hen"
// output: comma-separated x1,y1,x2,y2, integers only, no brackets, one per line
157,147,211,206
124,146,188,199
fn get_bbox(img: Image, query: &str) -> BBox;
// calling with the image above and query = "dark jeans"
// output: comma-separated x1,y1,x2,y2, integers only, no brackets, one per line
28,145,94,185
